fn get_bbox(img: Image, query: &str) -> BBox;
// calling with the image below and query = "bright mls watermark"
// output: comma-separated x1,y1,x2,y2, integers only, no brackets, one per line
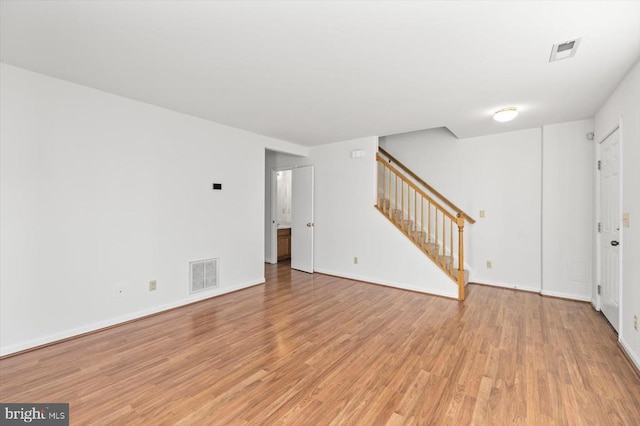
1,404,68,425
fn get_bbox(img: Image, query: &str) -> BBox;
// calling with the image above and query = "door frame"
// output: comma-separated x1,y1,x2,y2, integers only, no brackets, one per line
594,119,623,333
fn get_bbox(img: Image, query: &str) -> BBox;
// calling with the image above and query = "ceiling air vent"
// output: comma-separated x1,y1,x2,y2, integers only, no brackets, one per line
549,37,581,62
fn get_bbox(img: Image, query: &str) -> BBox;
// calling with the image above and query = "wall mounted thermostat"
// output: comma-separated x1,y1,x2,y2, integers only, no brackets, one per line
212,183,222,190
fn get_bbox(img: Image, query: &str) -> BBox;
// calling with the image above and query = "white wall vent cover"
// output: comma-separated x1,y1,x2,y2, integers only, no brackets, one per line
549,37,581,62
189,258,219,294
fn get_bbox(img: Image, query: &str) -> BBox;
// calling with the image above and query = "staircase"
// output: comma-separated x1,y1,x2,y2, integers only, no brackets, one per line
375,147,475,300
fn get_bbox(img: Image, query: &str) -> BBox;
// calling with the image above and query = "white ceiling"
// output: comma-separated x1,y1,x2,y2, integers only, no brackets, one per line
1,1,639,146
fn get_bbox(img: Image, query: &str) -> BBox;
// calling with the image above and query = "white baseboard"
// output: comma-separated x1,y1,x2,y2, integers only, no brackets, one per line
313,268,458,299
0,278,264,357
473,281,592,303
619,337,640,373
471,280,541,293
540,290,592,302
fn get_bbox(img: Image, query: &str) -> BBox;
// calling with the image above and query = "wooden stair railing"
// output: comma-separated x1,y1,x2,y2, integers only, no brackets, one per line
376,150,473,300
379,147,476,225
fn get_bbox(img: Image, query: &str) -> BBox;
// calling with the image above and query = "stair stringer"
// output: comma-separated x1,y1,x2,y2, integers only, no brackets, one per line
365,210,459,299
379,199,472,285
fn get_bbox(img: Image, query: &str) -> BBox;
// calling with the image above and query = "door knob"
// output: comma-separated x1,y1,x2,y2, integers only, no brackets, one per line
610,240,619,246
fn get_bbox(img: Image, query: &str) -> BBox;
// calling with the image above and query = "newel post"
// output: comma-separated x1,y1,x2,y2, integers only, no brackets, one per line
456,213,465,301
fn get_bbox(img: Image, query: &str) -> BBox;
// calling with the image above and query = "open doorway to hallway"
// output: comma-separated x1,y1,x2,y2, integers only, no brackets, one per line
275,170,292,262
265,150,315,274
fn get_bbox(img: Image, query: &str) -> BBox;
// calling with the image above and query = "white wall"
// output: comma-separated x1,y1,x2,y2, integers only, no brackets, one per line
541,120,594,301
267,137,458,298
594,60,640,370
380,127,543,292
0,64,301,356
265,151,275,263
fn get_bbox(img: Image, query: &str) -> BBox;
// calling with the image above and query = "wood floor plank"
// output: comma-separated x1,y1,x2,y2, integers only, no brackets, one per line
1,262,639,424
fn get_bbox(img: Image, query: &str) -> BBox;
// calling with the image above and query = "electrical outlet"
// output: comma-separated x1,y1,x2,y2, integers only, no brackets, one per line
479,210,485,218
149,280,157,291
486,260,493,269
353,257,358,265
634,315,638,331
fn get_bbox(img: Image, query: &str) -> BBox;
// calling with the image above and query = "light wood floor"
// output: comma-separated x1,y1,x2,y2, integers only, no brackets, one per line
1,262,639,425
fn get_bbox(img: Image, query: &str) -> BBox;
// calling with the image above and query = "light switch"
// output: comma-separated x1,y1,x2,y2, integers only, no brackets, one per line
479,210,485,218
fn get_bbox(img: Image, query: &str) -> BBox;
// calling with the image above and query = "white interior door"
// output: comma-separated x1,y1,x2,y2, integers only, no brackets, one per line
291,166,314,273
599,129,620,332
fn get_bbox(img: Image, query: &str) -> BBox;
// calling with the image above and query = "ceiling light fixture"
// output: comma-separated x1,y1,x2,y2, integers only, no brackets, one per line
493,107,518,122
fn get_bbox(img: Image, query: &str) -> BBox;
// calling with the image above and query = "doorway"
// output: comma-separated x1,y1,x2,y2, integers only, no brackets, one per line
267,163,315,274
275,170,293,262
598,127,621,332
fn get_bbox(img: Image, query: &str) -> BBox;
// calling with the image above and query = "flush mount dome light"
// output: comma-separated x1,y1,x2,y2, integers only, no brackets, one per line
493,107,518,122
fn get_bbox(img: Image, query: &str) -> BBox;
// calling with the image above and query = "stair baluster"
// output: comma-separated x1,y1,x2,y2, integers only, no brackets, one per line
375,150,474,301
